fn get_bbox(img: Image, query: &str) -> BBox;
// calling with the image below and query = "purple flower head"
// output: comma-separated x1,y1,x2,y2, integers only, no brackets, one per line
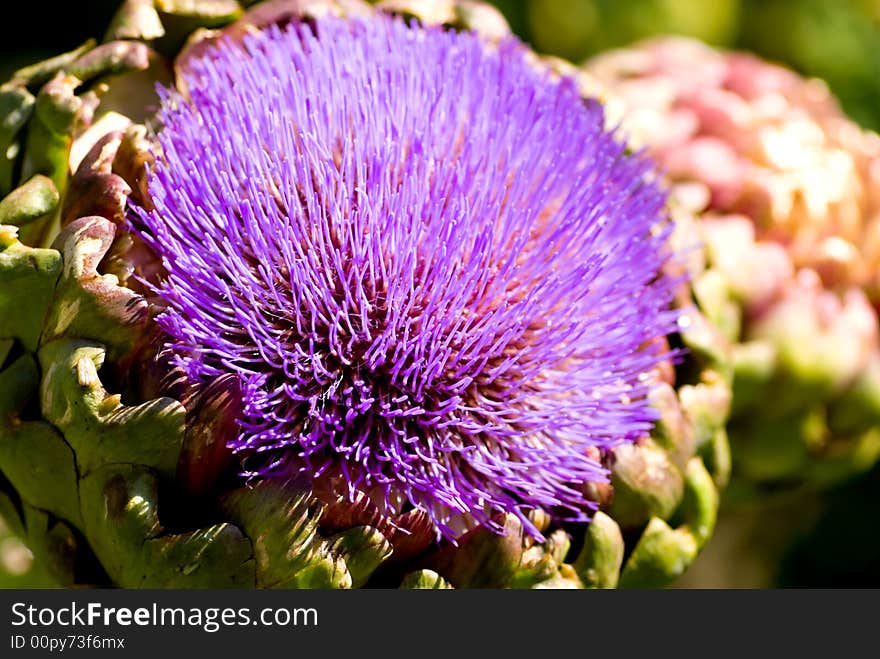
135,14,676,540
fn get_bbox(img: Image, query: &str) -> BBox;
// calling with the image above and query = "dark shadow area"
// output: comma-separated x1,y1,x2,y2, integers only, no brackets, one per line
779,462,880,586
0,1,119,79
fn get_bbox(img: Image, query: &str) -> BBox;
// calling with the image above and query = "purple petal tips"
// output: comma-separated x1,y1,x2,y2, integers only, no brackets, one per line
134,14,678,539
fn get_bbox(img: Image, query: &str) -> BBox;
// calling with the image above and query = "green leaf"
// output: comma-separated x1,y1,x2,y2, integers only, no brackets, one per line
0,422,81,529
43,217,149,360
678,374,732,448
530,569,583,589
156,0,242,19
648,381,696,471
0,175,58,227
680,458,718,550
21,504,76,587
154,0,243,55
510,529,572,588
0,490,25,539
678,309,733,382
572,511,624,589
0,234,62,351
68,42,152,82
0,354,81,527
609,440,684,528
105,0,166,41
327,526,393,588
79,464,255,588
619,518,698,589
700,427,731,489
19,73,83,246
400,569,452,589
39,339,184,478
0,84,35,197
222,480,351,589
11,41,95,88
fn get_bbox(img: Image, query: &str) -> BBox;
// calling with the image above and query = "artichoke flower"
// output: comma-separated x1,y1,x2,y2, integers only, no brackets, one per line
0,0,728,589
585,37,880,495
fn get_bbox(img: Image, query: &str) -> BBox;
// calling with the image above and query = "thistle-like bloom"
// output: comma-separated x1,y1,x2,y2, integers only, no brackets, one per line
136,14,675,539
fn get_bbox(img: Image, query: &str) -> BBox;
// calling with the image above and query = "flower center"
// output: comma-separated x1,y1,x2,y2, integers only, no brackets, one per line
136,14,675,539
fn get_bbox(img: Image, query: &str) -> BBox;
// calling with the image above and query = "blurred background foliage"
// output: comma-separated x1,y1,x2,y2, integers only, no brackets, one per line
2,0,880,587
507,0,880,131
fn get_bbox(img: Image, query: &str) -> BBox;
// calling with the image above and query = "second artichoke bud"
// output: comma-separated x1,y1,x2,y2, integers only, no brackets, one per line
585,36,880,494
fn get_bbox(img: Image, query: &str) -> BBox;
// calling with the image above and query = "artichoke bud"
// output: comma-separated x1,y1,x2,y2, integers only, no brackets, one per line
828,354,880,436
585,36,880,493
0,0,732,590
